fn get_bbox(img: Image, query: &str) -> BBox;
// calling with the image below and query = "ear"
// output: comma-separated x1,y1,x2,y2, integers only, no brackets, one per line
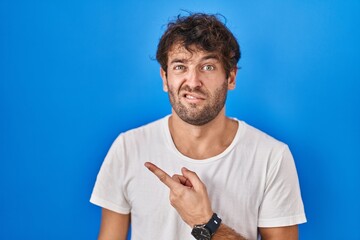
160,67,168,92
227,68,237,90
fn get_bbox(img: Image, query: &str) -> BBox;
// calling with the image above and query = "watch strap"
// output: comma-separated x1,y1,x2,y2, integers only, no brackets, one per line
206,213,222,235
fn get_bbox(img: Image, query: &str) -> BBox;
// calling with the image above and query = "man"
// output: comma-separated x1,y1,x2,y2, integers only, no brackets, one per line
90,13,306,240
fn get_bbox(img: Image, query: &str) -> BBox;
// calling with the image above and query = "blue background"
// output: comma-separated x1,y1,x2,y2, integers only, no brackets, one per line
1,0,359,239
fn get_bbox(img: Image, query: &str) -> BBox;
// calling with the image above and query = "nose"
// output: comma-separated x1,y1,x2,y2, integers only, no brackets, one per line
185,68,202,89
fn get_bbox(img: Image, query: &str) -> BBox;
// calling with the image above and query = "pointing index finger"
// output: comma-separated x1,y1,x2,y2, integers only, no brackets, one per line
145,162,179,189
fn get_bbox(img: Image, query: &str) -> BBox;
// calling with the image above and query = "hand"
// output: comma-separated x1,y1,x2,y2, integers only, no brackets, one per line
145,162,213,228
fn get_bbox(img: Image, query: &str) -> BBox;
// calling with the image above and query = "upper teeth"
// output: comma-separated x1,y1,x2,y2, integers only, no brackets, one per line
186,95,197,99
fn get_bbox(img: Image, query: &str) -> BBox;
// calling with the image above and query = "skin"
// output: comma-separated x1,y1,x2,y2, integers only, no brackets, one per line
163,45,231,127
161,45,238,160
98,208,129,240
97,44,299,239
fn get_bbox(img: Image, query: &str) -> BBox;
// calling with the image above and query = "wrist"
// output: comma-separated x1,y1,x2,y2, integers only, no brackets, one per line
189,211,213,228
191,213,222,240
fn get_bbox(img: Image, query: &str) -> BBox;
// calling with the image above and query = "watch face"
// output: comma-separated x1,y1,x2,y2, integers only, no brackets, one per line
191,226,211,240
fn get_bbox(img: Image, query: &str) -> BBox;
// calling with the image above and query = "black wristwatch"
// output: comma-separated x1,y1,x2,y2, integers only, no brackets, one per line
191,213,222,240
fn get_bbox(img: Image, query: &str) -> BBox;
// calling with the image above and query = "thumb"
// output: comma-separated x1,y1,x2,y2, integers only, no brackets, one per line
181,167,204,191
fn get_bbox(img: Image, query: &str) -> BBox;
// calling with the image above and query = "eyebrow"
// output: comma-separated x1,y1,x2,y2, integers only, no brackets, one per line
169,54,220,65
201,54,220,61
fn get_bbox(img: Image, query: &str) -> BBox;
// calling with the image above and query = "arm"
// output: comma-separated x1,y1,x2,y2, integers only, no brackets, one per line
213,224,246,240
212,223,299,240
98,208,130,240
259,225,298,240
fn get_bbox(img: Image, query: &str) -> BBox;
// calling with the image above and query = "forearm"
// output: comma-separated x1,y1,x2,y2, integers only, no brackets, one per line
98,209,130,240
213,223,247,240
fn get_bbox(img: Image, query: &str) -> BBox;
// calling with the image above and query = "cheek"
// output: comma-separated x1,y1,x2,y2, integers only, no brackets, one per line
167,85,178,95
163,80,181,94
166,80,182,93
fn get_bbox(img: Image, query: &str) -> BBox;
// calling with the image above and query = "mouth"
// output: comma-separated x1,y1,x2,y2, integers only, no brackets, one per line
182,93,205,103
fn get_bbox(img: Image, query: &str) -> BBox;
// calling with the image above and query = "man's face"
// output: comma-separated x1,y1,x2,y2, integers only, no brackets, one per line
160,44,236,126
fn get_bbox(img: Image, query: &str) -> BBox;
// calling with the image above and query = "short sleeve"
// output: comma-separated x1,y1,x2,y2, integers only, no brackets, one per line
258,145,307,227
90,135,131,214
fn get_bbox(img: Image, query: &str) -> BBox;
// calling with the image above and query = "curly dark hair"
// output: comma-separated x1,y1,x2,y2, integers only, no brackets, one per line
156,13,241,77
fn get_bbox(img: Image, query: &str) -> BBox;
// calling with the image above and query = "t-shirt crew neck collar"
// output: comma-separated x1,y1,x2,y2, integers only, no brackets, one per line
162,114,243,164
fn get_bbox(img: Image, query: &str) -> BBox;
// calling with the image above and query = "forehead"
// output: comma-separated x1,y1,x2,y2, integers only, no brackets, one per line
167,43,219,63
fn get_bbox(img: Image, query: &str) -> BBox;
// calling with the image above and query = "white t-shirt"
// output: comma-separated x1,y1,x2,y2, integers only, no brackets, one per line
90,116,306,240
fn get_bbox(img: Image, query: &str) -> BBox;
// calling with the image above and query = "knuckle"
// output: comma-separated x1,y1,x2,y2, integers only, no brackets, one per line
171,188,185,199
169,194,176,205
177,189,185,197
169,188,185,207
158,173,167,182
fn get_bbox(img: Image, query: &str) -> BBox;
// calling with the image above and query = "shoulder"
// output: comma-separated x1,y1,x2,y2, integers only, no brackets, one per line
112,115,169,147
101,116,169,168
232,120,292,170
237,120,287,149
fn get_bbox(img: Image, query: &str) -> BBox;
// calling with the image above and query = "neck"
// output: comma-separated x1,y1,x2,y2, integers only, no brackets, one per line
168,108,238,160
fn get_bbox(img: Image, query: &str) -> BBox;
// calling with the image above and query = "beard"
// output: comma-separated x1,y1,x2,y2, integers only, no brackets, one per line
167,81,228,126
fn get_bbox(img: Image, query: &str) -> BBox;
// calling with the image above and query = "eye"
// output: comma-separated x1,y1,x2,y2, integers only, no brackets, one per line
202,65,215,71
174,65,186,71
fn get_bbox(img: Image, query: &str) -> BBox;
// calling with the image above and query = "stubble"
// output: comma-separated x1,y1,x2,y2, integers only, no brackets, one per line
167,81,228,126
